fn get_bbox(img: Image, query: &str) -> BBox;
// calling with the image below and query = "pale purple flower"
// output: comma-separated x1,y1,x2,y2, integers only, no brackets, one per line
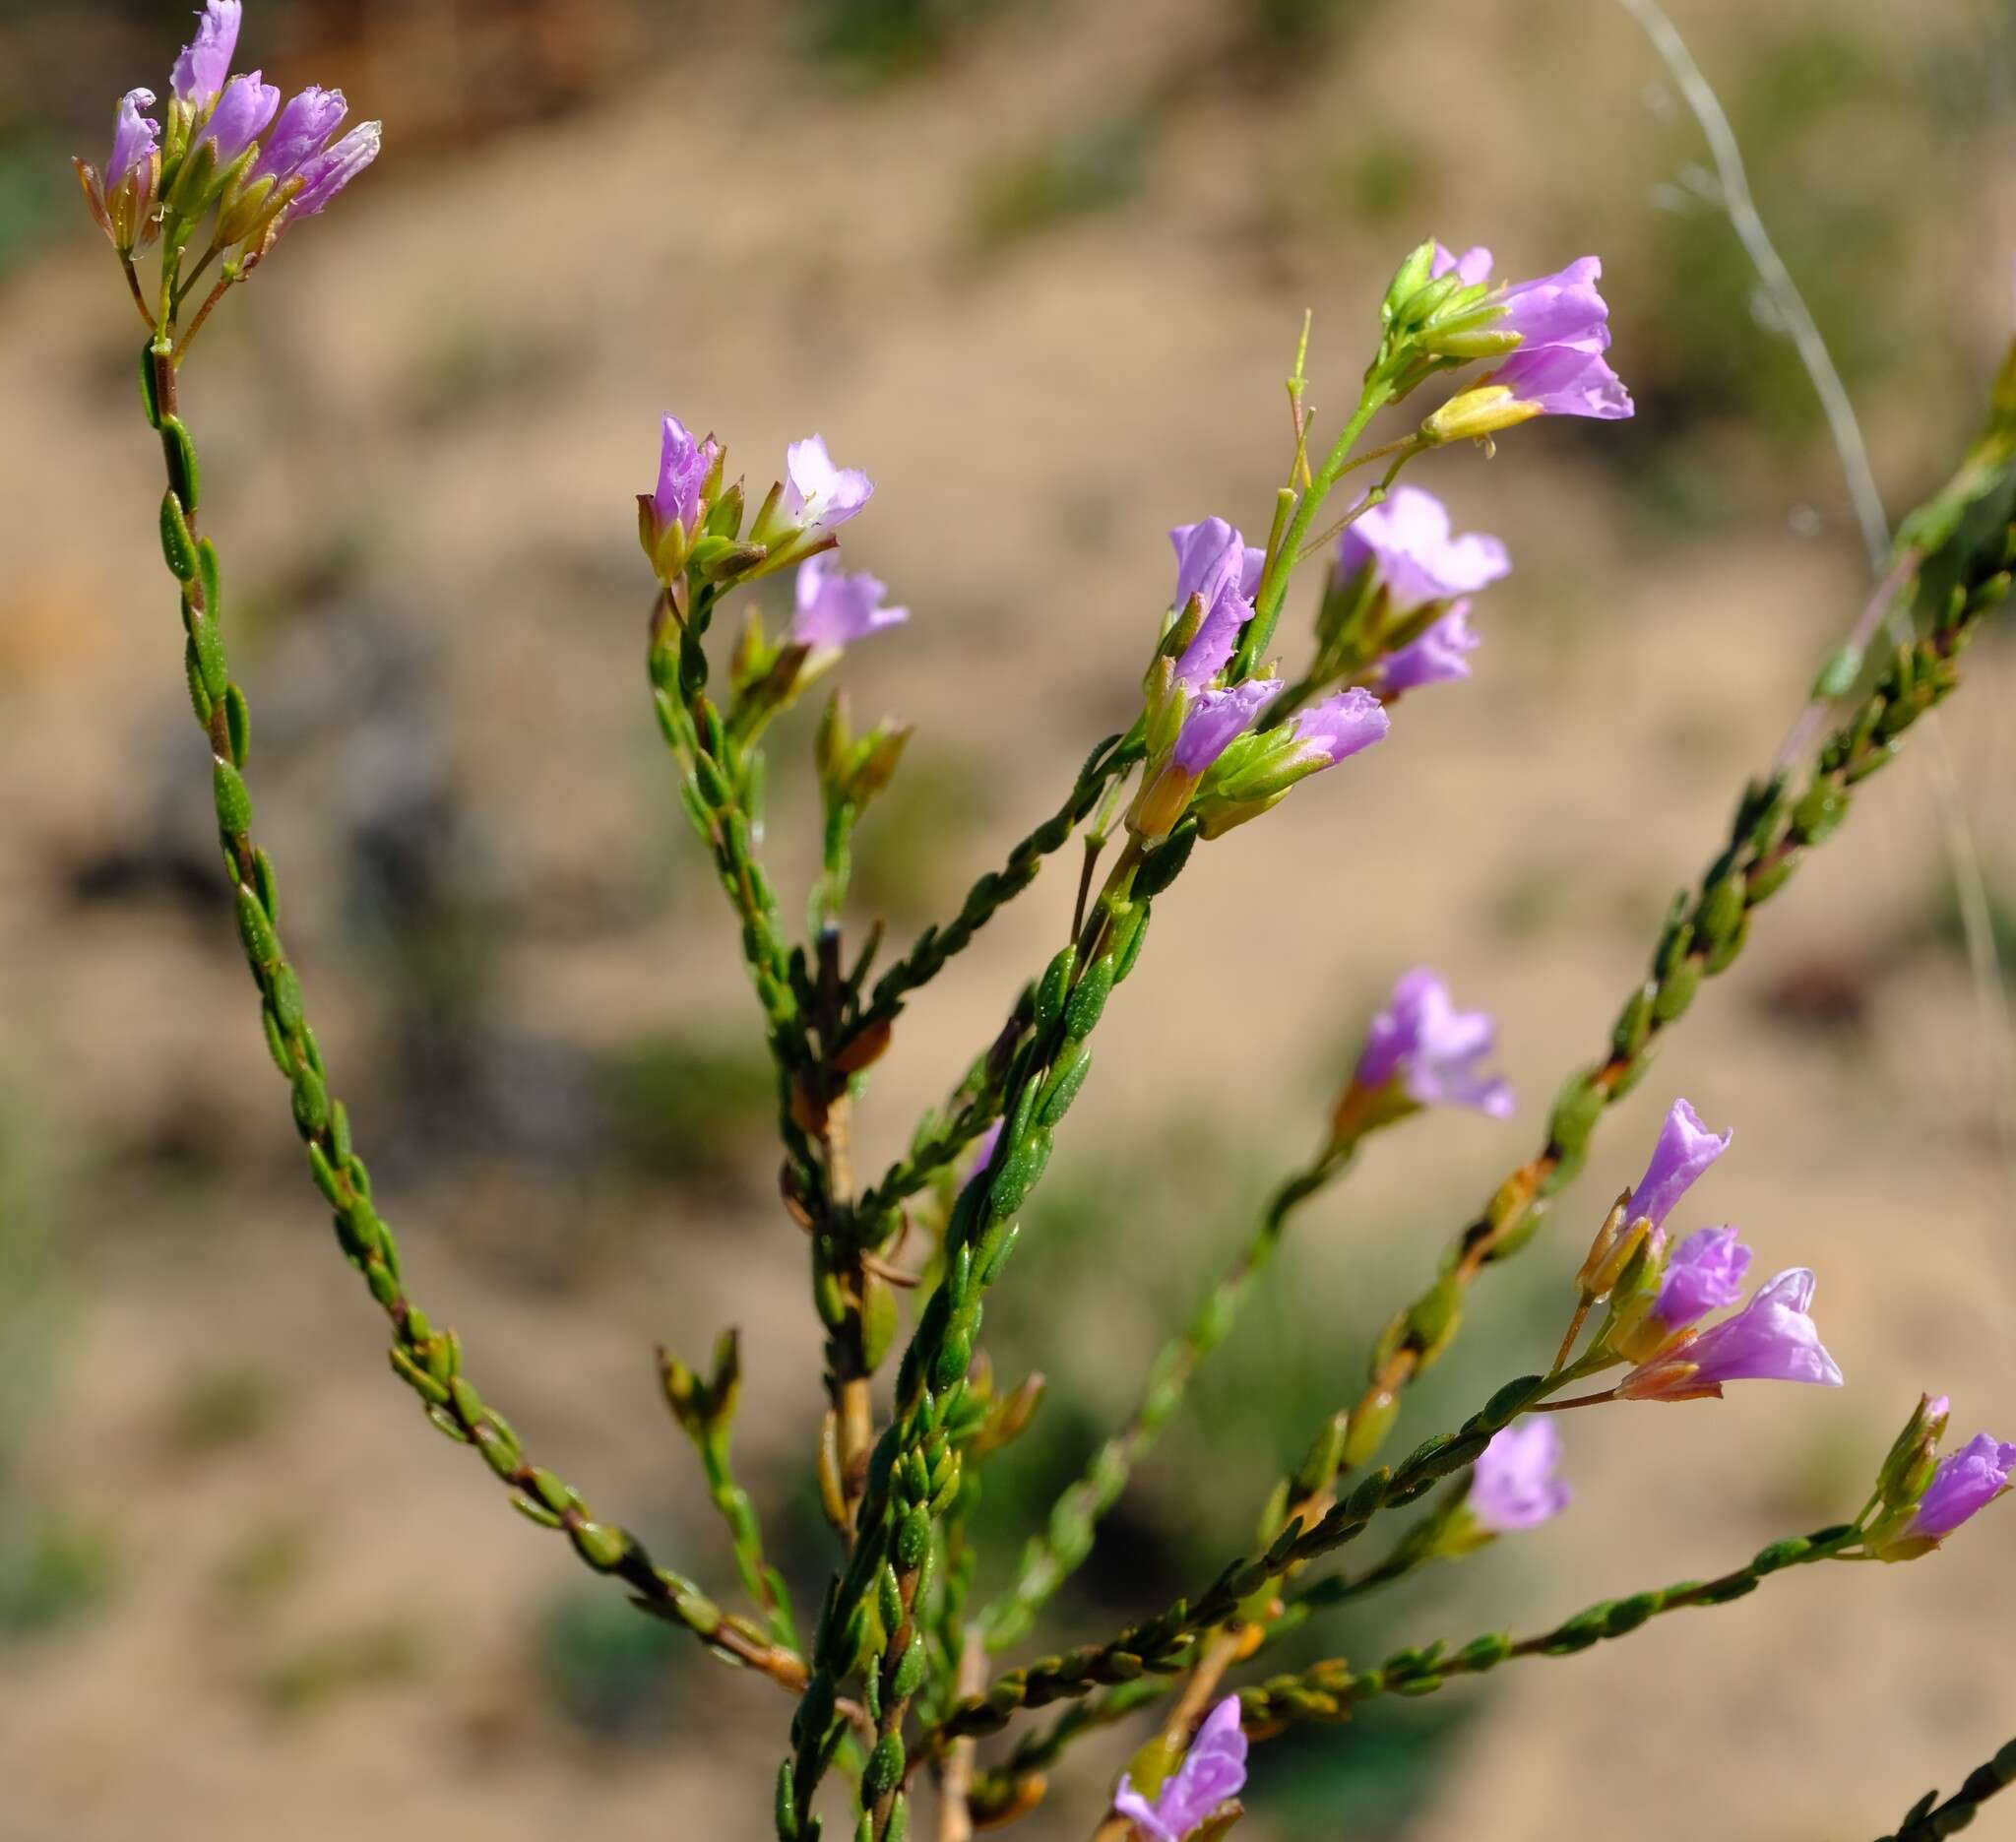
1622,1268,1844,1400
1171,580,1252,689
783,434,874,537
1172,680,1276,777
171,0,242,109
1337,486,1509,612
1288,687,1390,768
1169,518,1264,612
254,86,348,185
1382,602,1480,692
289,122,382,217
1113,1695,1247,1842
1355,967,1513,1117
201,71,280,165
1625,1100,1731,1232
1491,342,1634,421
109,89,160,189
1431,242,1494,286
652,413,717,534
1470,1421,1570,1533
790,553,909,650
1494,257,1610,351
1906,1433,2016,1542
1652,1225,1752,1329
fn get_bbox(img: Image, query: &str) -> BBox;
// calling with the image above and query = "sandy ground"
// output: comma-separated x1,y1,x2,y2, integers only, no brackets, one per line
3,1,2015,1837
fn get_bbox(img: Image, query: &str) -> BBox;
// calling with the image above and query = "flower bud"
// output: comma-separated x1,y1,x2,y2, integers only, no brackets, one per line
1875,1392,1951,1515
1572,1194,1634,1298
1421,385,1545,444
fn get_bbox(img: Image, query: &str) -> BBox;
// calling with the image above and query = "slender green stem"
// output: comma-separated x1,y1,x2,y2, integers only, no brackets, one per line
855,730,1144,1043
1295,440,1425,562
1236,379,1394,677
140,354,801,1694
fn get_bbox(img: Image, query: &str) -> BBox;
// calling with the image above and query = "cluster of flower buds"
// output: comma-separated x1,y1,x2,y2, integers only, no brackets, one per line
76,3,379,267
1129,518,1390,843
1563,1100,1844,1403
1112,1695,1247,1842
815,691,913,817
1367,239,1632,443
642,416,905,748
1862,1394,2015,1561
642,420,886,601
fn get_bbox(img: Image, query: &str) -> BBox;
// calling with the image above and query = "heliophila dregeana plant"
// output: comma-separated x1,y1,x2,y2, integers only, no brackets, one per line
78,7,2016,1837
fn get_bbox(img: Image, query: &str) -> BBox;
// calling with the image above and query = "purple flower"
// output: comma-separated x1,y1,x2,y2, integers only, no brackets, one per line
1495,257,1610,351
1906,1433,2016,1542
1172,680,1276,777
1431,248,1612,353
1625,1100,1732,1233
1355,967,1513,1117
254,86,348,185
1470,1421,1570,1533
790,553,909,650
1171,580,1252,690
1431,242,1494,286
1621,1267,1844,1401
1490,342,1634,421
652,413,718,534
1338,486,1509,612
201,71,280,165
784,434,874,537
171,0,242,109
109,89,160,190
1382,602,1480,692
1113,1696,1247,1842
1652,1225,1752,1329
966,1120,1004,1177
1169,518,1264,612
1288,686,1390,768
288,121,382,217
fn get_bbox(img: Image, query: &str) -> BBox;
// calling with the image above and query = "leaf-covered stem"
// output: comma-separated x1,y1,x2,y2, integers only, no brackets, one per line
141,352,800,1691
1874,1738,2016,1842
1237,1520,1864,1729
923,1371,1554,1749
782,834,1185,1837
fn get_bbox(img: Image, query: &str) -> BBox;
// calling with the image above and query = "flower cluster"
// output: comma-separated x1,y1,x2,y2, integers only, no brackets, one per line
1862,1393,2016,1560
77,2,379,263
1558,1099,1843,1402
1129,516,1392,842
1375,238,1633,443
644,417,911,745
